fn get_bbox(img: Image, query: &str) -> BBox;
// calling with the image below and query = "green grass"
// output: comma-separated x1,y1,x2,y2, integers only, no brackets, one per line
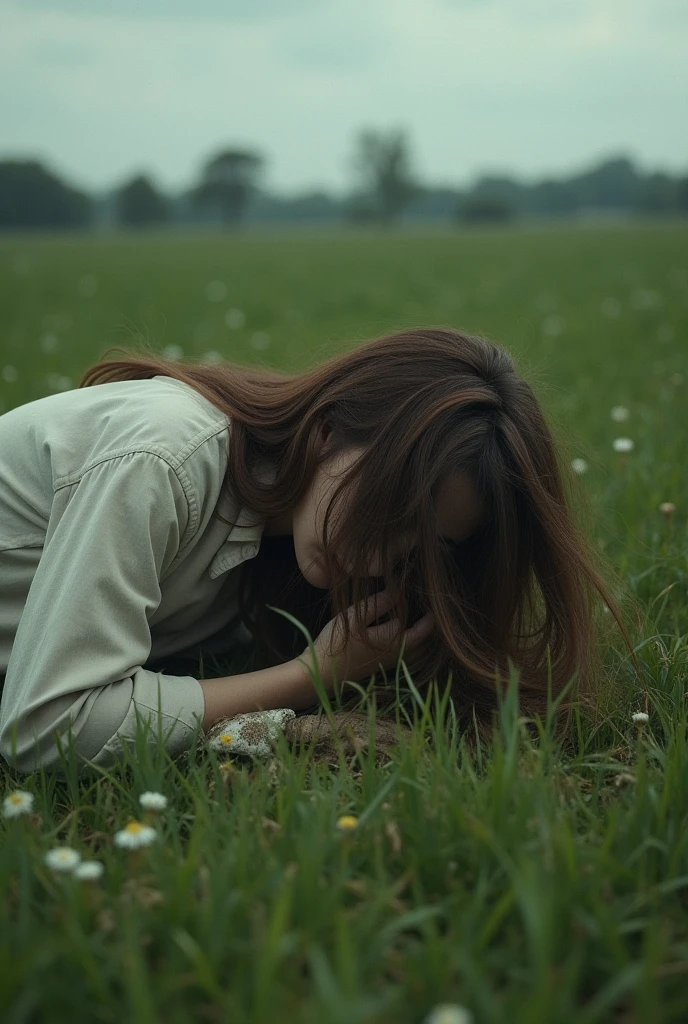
1,223,687,1022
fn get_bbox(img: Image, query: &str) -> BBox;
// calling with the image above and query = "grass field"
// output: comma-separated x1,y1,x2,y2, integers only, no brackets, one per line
1,222,687,1023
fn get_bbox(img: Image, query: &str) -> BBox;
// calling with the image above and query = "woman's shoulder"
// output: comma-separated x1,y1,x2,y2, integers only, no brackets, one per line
0,374,231,489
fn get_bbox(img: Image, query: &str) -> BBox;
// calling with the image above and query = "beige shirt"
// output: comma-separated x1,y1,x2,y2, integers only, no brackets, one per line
0,374,273,774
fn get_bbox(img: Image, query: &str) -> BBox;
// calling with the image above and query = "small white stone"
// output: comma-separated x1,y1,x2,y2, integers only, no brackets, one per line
207,708,296,759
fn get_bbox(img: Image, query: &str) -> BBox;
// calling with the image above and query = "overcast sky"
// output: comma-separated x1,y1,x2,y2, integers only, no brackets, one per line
1,0,686,197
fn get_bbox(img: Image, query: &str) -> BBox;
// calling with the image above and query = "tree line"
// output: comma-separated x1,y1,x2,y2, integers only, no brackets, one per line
1,128,687,231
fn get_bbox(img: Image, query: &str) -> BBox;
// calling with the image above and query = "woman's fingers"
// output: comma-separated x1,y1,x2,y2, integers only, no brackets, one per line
406,611,435,645
358,587,394,626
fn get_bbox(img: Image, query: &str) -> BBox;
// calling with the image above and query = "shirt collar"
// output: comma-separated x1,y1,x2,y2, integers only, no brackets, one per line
208,458,278,580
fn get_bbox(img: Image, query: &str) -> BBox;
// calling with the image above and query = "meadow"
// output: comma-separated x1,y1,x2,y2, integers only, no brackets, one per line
0,221,687,1023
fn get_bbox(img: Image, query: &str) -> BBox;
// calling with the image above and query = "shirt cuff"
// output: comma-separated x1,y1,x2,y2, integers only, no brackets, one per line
86,668,206,769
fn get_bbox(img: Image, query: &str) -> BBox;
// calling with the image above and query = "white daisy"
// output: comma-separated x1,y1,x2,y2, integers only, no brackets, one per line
571,458,588,475
424,1005,474,1024
74,860,105,881
45,847,81,872
610,406,629,423
114,820,158,849
632,711,649,724
224,308,245,330
161,344,184,361
3,789,35,818
139,791,168,812
205,280,227,302
612,437,634,453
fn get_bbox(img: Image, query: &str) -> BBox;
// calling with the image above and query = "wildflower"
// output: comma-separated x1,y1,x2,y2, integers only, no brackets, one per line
161,344,184,361
40,332,59,353
139,791,168,812
336,815,359,832
659,502,676,520
205,280,226,302
214,732,233,749
224,308,245,329
114,820,158,849
74,860,105,881
541,314,565,337
571,458,588,475
612,437,634,453
424,1005,474,1024
3,789,35,818
45,847,81,872
610,406,629,422
632,711,649,724
250,331,271,351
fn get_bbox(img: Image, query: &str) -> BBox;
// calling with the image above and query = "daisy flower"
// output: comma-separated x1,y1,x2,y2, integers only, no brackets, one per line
139,791,168,812
336,815,359,832
659,502,676,518
632,711,649,724
74,860,105,881
610,406,629,423
114,820,158,849
45,847,81,872
3,789,35,818
571,458,588,475
424,1005,474,1024
612,437,634,453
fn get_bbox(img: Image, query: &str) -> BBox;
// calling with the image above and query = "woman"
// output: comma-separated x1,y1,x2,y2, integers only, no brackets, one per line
0,327,636,775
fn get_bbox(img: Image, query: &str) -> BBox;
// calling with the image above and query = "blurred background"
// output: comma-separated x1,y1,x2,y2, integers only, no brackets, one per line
0,0,686,668
1,0,687,231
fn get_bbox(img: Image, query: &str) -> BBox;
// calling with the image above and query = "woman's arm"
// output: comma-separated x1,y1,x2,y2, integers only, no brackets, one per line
199,657,324,729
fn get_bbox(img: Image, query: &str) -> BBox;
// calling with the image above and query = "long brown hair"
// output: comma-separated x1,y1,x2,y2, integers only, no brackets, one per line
79,327,642,746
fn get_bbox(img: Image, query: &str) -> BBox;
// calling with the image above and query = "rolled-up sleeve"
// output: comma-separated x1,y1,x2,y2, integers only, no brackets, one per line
0,450,206,775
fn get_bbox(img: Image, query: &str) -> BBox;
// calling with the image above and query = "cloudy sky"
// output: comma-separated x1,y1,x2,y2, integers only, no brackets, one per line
1,0,686,197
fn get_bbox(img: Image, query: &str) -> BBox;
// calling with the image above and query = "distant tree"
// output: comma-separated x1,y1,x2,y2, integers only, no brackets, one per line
572,156,642,209
635,172,679,215
115,173,170,227
191,148,264,226
347,127,420,224
457,195,517,225
0,159,92,230
677,175,688,215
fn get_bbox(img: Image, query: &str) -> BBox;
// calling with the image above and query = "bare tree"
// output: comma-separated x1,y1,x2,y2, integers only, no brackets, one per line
348,127,419,224
191,148,264,226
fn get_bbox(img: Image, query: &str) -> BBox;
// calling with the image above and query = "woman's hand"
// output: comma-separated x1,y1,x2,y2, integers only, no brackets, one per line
296,587,435,689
